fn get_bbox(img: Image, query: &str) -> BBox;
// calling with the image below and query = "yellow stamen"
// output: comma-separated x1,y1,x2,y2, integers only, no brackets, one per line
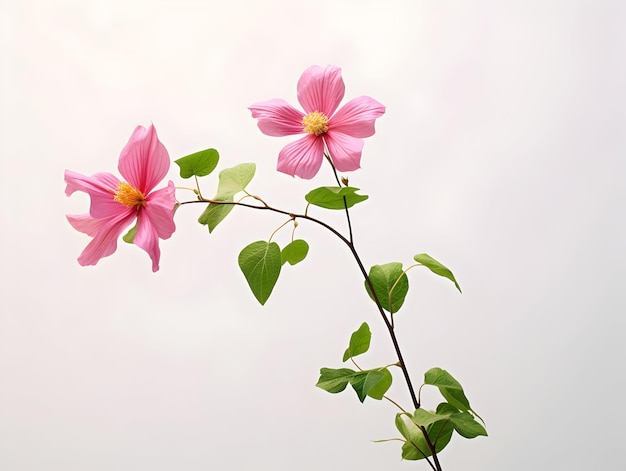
113,182,145,209
302,111,329,136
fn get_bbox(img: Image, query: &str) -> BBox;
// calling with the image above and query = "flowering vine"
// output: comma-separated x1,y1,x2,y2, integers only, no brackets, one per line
65,65,486,470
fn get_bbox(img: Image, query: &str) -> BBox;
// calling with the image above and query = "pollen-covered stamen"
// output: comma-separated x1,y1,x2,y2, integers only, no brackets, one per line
302,111,329,136
113,182,146,209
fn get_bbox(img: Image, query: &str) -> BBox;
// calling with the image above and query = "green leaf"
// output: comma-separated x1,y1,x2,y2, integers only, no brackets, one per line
435,402,459,415
305,186,368,210
411,408,452,428
281,239,309,266
316,368,357,394
342,322,371,362
215,163,256,199
365,262,409,313
366,367,392,400
395,413,419,441
122,223,137,244
174,148,219,178
237,241,281,305
349,369,386,403
396,414,431,461
430,403,456,452
413,253,462,293
316,366,391,402
397,405,456,461
198,163,256,232
197,199,235,233
449,411,488,438
424,367,471,412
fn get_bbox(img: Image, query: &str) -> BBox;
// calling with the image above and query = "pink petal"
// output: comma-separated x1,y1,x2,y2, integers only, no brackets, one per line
143,181,177,239
330,96,386,138
64,170,119,196
64,170,126,219
133,213,160,272
297,65,345,116
67,212,136,267
133,181,176,272
133,212,161,273
249,99,305,136
67,213,105,237
118,124,170,194
324,131,365,172
277,135,325,179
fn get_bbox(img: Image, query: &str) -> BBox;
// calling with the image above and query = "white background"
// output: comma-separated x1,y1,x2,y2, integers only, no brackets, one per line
1,1,624,470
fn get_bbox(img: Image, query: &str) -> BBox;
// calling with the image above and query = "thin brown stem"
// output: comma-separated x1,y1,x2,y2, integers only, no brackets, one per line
325,152,354,244
383,395,408,413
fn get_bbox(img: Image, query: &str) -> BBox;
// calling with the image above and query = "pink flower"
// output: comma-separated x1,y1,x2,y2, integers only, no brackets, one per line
249,65,385,179
65,124,176,272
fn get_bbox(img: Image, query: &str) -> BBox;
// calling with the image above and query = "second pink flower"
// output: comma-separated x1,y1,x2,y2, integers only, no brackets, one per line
249,65,385,179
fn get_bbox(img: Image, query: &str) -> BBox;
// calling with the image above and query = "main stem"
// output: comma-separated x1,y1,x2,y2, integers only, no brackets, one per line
322,156,441,468
181,197,442,471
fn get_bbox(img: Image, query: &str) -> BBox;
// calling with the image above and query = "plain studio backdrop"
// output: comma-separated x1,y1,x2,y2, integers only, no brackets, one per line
1,1,624,470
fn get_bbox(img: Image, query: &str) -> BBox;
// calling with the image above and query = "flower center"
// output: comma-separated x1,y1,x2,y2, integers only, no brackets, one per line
302,111,329,136
113,182,145,209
